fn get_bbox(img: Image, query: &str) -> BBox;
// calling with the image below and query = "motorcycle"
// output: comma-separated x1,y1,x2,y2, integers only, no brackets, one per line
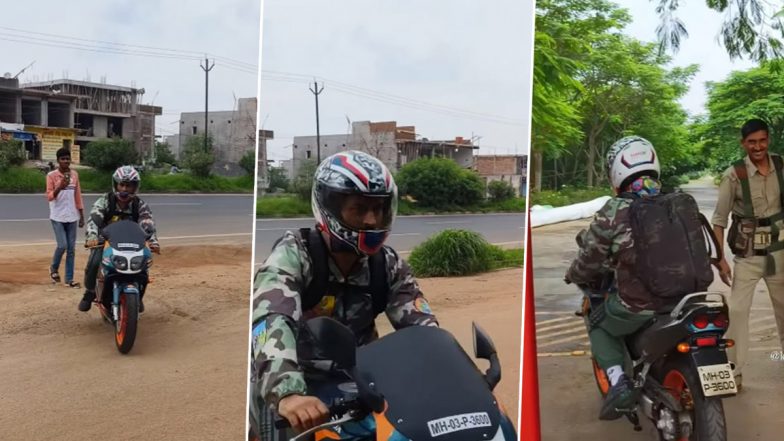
251,318,518,441
572,230,737,441
90,219,153,354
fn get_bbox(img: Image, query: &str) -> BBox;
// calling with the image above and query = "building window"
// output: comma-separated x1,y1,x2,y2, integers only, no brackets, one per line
192,126,197,135
306,151,312,159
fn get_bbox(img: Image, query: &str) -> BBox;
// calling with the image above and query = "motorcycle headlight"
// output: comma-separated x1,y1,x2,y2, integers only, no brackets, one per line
130,256,145,271
112,255,128,271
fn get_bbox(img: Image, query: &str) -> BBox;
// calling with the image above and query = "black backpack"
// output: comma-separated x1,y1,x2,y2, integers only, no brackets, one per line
622,190,721,300
270,228,390,316
103,191,140,225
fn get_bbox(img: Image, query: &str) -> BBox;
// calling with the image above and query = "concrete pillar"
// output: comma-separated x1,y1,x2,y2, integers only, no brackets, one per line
41,99,48,127
15,95,22,124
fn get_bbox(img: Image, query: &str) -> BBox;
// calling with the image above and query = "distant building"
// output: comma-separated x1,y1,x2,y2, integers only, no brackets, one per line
290,120,477,177
257,129,273,192
178,97,256,176
18,79,161,163
473,154,528,197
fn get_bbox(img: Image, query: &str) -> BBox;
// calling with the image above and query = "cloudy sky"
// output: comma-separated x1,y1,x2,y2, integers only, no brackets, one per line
617,0,756,116
1,0,261,141
259,0,535,162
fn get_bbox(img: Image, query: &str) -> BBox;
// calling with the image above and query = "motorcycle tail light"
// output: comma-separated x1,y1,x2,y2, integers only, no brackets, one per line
693,314,709,329
713,313,728,328
695,336,718,347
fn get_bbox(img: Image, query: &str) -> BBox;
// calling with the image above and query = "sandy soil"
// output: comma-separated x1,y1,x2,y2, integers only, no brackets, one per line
0,246,522,440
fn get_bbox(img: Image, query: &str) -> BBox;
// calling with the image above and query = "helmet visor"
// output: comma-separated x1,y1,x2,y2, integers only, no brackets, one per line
320,188,396,232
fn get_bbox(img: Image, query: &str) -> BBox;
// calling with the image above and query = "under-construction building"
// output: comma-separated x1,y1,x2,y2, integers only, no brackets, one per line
18,79,161,162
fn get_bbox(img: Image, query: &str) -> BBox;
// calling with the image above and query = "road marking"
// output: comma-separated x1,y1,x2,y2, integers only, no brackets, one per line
152,202,203,206
535,315,577,326
256,212,527,222
0,218,49,222
425,221,472,225
391,233,421,237
536,324,586,341
537,320,585,334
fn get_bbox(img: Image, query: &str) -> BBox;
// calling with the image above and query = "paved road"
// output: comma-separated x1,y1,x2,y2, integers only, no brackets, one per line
254,213,526,264
0,194,255,247
531,179,784,439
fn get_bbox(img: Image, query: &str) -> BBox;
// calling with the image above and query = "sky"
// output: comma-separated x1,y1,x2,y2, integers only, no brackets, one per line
615,0,757,117
1,0,261,141
259,0,536,162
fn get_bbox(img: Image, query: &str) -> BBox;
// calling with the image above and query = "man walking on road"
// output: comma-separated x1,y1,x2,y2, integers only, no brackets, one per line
711,118,784,388
46,148,84,288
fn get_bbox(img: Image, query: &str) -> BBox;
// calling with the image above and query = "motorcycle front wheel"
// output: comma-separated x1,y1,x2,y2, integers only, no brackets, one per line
657,356,727,441
115,294,139,354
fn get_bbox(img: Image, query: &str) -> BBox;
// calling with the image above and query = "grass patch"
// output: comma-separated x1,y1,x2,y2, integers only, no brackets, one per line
409,229,510,277
257,194,311,217
489,248,524,271
0,166,253,193
530,187,611,207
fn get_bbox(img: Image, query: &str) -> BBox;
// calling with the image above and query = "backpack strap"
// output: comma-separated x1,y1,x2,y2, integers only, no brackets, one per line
300,227,330,312
772,155,784,209
734,159,754,218
131,197,140,223
368,250,389,316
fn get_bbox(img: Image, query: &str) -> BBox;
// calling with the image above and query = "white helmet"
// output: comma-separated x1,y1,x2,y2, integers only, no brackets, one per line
606,136,660,192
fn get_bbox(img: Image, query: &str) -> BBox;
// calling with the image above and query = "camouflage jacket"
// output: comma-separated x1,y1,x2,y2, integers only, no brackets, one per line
85,193,159,245
565,197,657,312
251,230,438,408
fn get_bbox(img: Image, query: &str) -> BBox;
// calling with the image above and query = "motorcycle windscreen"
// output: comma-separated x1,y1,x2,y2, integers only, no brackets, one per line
103,220,147,252
356,326,502,441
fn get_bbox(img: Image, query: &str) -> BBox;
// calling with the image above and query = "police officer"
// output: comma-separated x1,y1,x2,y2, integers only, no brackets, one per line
711,118,784,389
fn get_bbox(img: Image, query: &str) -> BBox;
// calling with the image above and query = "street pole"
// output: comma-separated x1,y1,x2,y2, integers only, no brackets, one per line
309,80,324,163
200,58,215,151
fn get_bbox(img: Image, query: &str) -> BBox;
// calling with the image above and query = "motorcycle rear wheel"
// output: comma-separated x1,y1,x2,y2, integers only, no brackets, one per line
115,294,138,354
657,356,727,441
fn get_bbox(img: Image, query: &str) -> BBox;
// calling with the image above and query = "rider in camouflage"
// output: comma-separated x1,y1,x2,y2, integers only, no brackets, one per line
79,165,159,313
565,136,665,420
250,151,438,437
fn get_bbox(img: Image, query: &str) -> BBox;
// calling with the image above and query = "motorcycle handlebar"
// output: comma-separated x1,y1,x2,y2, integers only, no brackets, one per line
273,398,360,430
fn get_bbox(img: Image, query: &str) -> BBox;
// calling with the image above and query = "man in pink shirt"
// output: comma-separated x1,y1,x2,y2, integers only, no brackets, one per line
46,148,85,287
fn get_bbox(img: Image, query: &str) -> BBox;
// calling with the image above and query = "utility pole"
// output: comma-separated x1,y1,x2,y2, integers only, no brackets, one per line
309,80,324,163
200,58,215,151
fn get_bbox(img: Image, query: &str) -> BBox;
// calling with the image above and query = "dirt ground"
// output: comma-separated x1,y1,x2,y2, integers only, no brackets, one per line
0,246,522,440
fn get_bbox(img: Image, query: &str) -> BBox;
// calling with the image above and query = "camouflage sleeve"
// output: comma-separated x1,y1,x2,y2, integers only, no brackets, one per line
383,247,439,329
251,231,311,408
566,198,629,285
136,199,159,245
85,195,108,242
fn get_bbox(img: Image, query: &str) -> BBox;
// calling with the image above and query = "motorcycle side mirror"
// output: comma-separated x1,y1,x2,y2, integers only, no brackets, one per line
472,322,501,390
304,317,357,370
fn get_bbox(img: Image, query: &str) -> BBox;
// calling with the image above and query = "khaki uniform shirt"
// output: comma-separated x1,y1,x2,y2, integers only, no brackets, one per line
712,154,783,229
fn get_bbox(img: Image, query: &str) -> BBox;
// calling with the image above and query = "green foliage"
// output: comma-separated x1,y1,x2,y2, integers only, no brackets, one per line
0,139,26,170
289,160,317,200
239,150,256,175
82,139,139,172
182,134,215,177
257,195,312,217
0,166,45,191
395,158,484,209
530,186,612,207
154,141,176,166
487,180,515,202
408,230,506,277
267,166,290,192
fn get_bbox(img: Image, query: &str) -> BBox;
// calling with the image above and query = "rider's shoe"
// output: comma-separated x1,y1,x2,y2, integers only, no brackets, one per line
78,290,96,312
599,374,635,420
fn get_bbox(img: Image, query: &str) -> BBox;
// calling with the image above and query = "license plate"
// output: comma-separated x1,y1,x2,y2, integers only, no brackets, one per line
697,363,737,397
427,412,492,437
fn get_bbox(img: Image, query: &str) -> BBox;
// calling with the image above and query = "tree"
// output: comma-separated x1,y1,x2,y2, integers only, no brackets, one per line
182,134,215,177
289,159,317,200
0,139,26,170
154,141,176,166
653,0,784,63
267,166,290,192
701,65,784,173
239,150,256,175
396,157,485,209
82,138,139,172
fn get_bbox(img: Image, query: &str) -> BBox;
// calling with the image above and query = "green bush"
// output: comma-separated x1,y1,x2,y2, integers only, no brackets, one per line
257,195,312,217
289,159,317,200
396,158,485,209
181,134,215,177
82,139,139,172
487,180,515,202
239,150,256,175
154,141,177,166
408,229,504,277
267,166,290,192
0,140,26,170
0,166,45,192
